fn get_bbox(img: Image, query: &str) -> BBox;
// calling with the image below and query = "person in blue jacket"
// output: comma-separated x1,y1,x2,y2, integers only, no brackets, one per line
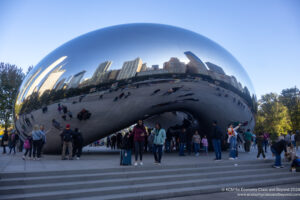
152,123,166,165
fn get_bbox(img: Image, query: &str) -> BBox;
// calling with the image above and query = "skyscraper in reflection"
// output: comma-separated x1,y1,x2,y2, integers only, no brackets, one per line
38,67,66,95
90,61,112,84
184,51,208,75
67,71,86,89
163,57,186,73
117,57,143,80
205,62,225,75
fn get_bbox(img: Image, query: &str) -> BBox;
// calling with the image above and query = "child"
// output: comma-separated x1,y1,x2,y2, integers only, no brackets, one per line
290,156,300,172
201,135,208,155
286,143,296,162
192,131,201,156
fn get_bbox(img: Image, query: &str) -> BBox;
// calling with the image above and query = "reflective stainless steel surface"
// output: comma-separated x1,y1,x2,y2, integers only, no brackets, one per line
14,23,256,153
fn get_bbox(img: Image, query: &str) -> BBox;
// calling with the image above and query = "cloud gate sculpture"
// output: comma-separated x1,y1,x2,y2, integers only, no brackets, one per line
14,23,257,153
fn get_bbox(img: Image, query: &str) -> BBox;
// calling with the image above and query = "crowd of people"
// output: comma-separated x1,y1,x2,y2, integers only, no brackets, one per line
1,119,300,172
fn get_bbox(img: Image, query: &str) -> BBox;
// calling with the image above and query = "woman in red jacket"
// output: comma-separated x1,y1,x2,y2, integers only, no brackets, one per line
132,120,147,166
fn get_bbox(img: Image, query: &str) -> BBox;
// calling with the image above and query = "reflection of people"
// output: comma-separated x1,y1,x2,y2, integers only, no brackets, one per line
52,119,61,130
131,120,147,166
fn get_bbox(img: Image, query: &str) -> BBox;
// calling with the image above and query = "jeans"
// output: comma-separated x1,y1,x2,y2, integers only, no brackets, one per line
193,143,200,154
134,141,144,161
229,136,237,158
165,140,171,152
203,146,208,153
33,140,42,158
179,143,185,156
245,140,251,152
271,147,281,166
153,144,163,163
212,139,221,160
9,145,16,154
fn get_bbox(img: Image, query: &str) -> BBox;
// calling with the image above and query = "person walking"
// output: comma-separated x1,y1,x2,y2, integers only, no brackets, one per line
131,120,147,166
211,121,223,161
178,128,187,156
256,133,266,159
227,123,240,160
60,124,74,160
192,130,201,156
263,133,270,153
32,125,43,160
244,129,253,152
23,133,33,160
201,135,208,155
271,136,287,168
152,123,166,164
1,130,9,154
72,128,83,160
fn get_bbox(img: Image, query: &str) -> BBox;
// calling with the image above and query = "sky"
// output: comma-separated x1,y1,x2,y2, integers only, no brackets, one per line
0,0,299,98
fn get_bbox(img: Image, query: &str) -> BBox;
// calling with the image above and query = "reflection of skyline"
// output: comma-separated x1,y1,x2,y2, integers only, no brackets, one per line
67,70,86,89
38,66,66,95
117,57,143,80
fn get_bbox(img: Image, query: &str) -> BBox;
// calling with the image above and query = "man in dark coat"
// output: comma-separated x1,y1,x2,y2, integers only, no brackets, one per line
211,121,223,160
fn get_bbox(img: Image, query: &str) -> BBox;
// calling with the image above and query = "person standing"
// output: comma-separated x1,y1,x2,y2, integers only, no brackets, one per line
72,128,83,160
131,120,147,166
244,129,253,152
271,137,287,168
211,121,222,161
120,133,132,165
60,124,74,160
8,131,17,154
256,133,266,159
152,123,166,164
23,133,33,160
192,130,201,156
201,135,208,155
32,125,43,160
263,133,270,153
39,125,47,156
1,130,9,154
227,123,240,160
178,128,187,156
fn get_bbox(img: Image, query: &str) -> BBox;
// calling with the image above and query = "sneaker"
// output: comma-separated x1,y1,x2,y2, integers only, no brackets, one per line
22,156,25,160
257,157,260,160
134,162,138,166
33,158,36,161
272,165,280,168
140,162,143,166
76,157,80,160
229,157,234,160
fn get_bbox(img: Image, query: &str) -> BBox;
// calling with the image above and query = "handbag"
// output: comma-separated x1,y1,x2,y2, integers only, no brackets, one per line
3,141,8,146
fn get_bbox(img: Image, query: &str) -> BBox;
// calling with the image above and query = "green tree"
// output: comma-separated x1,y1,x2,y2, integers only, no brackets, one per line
279,87,300,131
255,93,291,140
0,63,24,132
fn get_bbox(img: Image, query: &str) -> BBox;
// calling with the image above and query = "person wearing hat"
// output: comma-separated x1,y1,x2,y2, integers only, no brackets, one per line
60,124,74,160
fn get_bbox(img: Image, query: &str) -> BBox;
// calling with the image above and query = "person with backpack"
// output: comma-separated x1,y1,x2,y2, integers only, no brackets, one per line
131,120,147,166
152,123,166,164
32,125,43,160
1,130,9,154
23,133,33,160
60,124,74,160
72,128,83,160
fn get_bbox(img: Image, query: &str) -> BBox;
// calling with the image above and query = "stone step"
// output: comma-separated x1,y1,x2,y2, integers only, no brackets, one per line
0,159,272,179
0,167,277,195
0,162,272,186
0,171,298,200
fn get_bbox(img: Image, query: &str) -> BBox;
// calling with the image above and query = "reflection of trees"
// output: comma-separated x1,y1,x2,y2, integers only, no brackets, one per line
18,73,256,115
